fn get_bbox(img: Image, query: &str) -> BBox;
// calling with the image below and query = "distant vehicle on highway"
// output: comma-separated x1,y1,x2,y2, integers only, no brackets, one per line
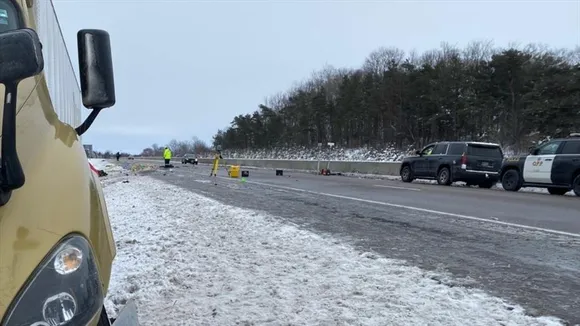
400,141,503,188
182,154,198,165
128,155,134,160
500,133,580,196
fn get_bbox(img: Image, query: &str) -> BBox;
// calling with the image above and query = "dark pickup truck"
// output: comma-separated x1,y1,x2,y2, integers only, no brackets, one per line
399,141,504,188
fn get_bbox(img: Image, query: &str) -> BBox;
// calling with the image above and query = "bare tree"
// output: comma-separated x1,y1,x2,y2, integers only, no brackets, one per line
363,47,405,75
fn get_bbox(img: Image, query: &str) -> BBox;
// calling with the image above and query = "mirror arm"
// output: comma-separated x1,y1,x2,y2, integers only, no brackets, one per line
0,81,26,206
75,108,102,136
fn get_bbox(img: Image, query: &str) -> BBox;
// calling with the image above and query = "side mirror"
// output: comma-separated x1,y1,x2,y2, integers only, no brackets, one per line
0,28,44,202
529,146,538,155
77,29,115,109
0,28,44,84
415,150,421,156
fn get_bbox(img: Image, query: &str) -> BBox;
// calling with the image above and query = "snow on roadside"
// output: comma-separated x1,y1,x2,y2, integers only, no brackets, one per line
102,176,563,326
89,158,123,174
201,146,407,162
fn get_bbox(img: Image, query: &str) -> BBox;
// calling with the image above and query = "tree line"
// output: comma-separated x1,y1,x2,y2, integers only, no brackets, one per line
211,41,580,153
140,137,211,157
92,137,211,158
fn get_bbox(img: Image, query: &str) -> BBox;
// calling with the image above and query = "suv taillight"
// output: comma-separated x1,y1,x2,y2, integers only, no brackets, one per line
460,153,467,165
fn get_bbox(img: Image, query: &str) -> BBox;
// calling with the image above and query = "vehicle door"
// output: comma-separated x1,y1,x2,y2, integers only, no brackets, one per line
523,140,564,184
551,140,580,185
414,144,435,176
427,143,449,177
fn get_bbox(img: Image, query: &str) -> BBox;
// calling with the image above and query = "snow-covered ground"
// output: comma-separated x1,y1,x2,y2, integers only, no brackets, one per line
101,174,563,325
89,158,124,174
89,158,159,184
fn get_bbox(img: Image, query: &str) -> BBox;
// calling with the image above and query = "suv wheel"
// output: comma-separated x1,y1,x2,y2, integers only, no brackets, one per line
400,165,413,183
501,169,521,192
547,187,569,196
437,167,452,185
572,174,580,197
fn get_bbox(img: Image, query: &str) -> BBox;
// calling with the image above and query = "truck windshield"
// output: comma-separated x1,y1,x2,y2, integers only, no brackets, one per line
0,0,20,33
467,144,503,158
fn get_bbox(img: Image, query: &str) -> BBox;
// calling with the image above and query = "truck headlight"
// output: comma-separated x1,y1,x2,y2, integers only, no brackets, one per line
2,235,104,326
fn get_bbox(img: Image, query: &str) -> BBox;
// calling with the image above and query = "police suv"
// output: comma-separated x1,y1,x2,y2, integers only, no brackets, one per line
500,133,580,196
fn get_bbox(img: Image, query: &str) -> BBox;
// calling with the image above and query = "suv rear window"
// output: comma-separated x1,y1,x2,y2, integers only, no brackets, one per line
466,144,503,158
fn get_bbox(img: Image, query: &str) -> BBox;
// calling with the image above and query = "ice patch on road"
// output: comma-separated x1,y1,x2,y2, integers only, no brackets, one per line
102,176,564,326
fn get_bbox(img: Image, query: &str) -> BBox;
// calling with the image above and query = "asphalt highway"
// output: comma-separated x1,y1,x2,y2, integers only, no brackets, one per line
132,160,580,323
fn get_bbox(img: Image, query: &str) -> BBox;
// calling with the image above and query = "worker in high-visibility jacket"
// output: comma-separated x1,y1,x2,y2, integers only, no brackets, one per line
163,147,172,166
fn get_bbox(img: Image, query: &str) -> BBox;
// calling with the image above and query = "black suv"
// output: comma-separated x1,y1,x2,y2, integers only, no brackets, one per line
500,134,580,196
400,141,504,188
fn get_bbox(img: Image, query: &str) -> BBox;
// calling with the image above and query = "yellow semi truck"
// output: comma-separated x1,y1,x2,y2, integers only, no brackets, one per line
0,0,136,325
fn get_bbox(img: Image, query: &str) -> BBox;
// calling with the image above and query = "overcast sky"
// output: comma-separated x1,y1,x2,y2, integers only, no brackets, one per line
52,0,579,154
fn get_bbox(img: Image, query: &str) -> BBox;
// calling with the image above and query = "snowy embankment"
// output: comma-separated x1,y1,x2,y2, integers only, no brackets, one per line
101,174,562,325
89,158,124,174
197,146,524,162
198,146,407,162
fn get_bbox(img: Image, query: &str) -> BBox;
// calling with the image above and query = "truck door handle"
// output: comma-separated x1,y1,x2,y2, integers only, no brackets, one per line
544,159,553,161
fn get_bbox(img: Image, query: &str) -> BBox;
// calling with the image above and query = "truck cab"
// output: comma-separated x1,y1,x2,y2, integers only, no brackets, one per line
500,134,580,196
0,1,131,325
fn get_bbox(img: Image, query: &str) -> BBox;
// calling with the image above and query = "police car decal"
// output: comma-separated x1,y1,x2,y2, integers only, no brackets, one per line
523,155,556,184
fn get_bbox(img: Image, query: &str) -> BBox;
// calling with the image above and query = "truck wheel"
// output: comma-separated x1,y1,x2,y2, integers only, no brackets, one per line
501,169,521,192
97,306,112,326
400,165,413,183
572,174,580,197
437,167,452,185
547,187,568,195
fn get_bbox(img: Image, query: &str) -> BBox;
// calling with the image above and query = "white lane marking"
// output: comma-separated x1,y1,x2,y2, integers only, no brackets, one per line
207,175,580,238
374,184,421,191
